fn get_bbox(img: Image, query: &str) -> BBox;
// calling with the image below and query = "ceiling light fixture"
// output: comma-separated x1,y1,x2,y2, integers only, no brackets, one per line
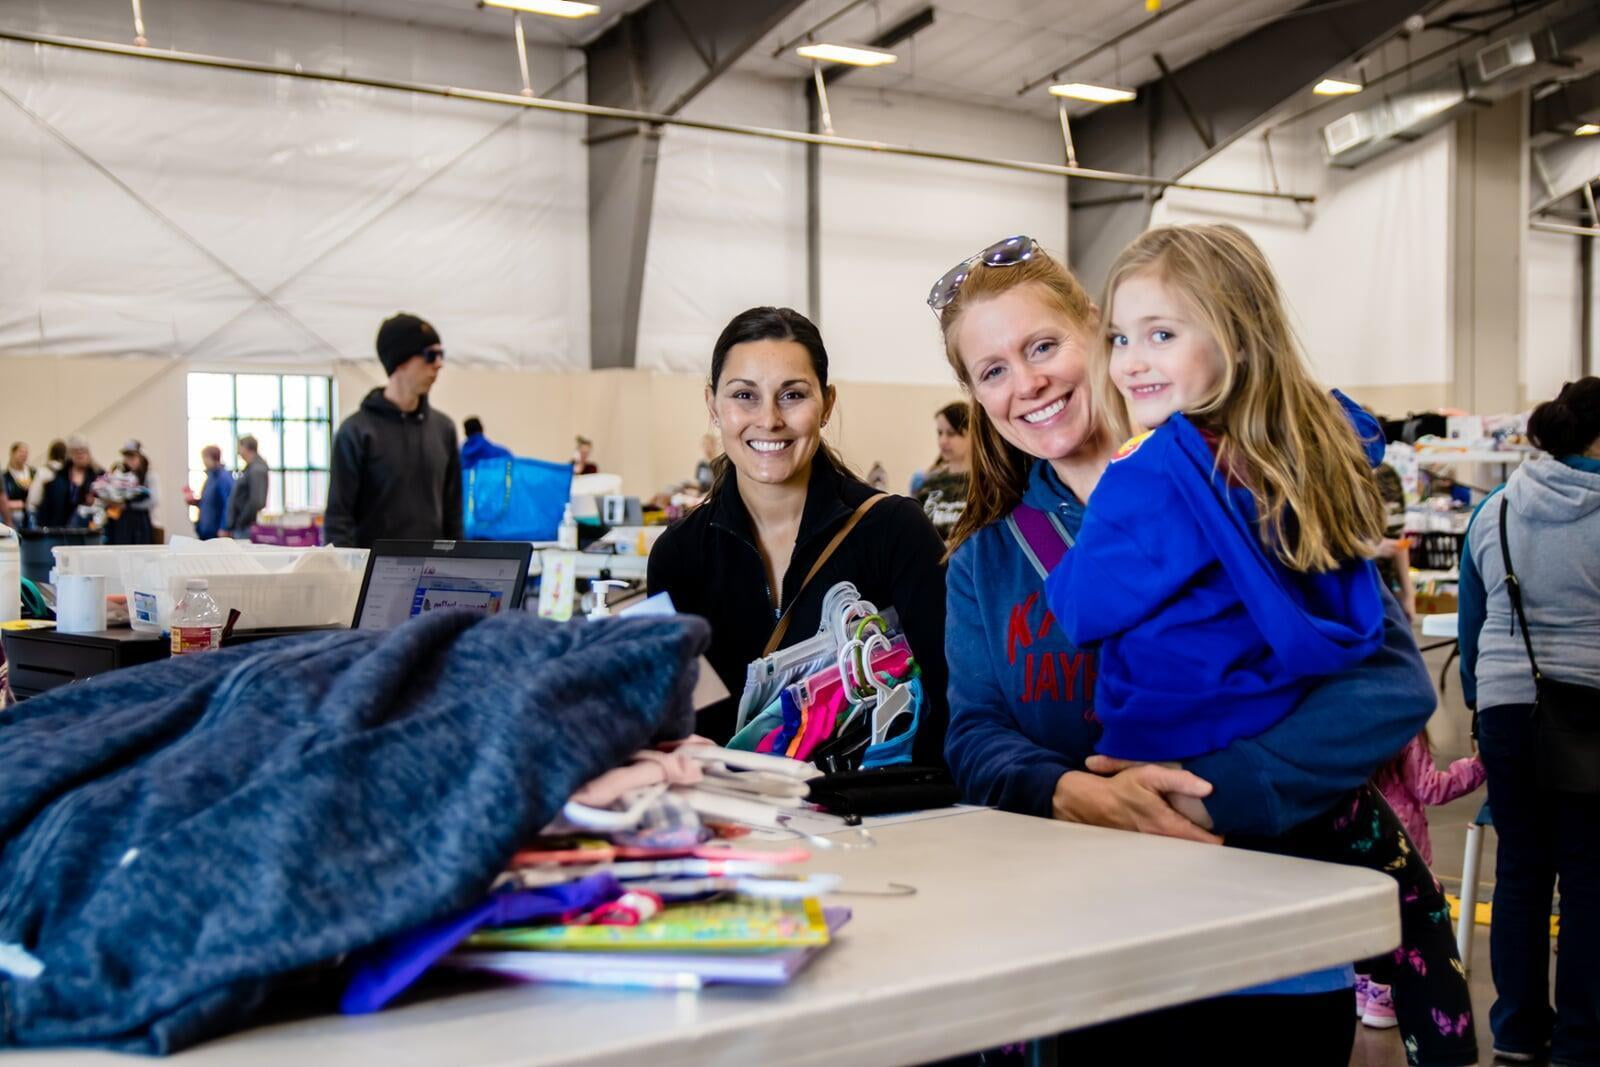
795,43,898,67
480,0,600,18
1576,123,1600,136
1047,82,1135,104
1313,78,1363,96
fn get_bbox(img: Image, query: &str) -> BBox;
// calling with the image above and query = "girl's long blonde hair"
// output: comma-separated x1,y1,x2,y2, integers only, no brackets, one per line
936,250,1124,553
1098,223,1384,572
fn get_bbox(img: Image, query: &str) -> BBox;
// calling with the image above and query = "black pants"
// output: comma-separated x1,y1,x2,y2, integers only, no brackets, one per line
1236,785,1477,1067
1051,988,1357,1066
1479,703,1600,1066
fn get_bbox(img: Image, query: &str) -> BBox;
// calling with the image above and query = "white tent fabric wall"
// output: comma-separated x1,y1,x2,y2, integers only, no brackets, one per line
819,85,1068,386
635,72,808,376
1524,228,1586,406
1151,122,1454,406
0,3,588,370
639,78,1068,386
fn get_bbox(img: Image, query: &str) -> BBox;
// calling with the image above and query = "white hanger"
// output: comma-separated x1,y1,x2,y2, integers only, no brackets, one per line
860,631,913,745
560,783,669,832
678,743,822,780
830,598,878,647
871,685,915,746
859,632,896,704
835,637,870,703
677,787,786,828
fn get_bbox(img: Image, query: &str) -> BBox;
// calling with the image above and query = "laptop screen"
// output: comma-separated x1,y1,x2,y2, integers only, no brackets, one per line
355,550,526,631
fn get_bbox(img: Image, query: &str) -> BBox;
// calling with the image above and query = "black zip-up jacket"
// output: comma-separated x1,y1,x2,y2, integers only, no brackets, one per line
325,389,462,549
647,455,949,763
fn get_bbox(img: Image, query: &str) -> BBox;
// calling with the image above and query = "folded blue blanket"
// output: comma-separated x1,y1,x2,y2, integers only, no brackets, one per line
0,609,708,1053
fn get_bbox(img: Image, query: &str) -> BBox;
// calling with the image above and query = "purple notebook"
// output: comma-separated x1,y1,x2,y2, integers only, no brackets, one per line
442,907,851,990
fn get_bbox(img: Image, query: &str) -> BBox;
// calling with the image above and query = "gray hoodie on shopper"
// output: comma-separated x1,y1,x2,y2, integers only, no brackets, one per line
1464,457,1600,709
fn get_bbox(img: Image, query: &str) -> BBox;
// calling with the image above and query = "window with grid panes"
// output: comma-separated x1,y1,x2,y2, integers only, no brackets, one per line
186,373,336,519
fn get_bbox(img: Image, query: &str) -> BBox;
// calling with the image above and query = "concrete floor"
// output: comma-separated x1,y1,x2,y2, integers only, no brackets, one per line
1349,634,1557,1067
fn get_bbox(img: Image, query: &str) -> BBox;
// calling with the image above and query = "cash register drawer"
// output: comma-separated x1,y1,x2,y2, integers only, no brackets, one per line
3,626,335,701
2,629,161,700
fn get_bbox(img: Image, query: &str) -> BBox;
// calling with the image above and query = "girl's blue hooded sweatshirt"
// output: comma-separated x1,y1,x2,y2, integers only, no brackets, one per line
1045,398,1386,761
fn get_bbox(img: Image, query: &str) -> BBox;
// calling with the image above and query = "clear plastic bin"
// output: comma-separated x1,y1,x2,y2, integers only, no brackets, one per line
53,541,305,599
50,544,165,598
123,546,368,633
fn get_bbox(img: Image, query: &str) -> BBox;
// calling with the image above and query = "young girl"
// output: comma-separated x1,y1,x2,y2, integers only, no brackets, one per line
1359,735,1486,1030
1045,223,1476,1067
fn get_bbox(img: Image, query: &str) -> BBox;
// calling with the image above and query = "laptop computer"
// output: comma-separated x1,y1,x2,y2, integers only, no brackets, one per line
351,540,532,631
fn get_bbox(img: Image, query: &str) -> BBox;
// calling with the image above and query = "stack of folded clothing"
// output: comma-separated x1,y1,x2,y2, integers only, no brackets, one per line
341,740,850,1007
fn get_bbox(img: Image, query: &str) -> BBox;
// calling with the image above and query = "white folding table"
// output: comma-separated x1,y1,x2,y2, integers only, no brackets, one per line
6,807,1399,1067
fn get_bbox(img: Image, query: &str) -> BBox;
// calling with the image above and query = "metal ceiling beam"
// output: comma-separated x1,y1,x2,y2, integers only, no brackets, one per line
0,27,1313,197
584,0,808,370
1532,134,1600,213
1532,68,1600,135
1066,0,1434,291
0,27,1313,201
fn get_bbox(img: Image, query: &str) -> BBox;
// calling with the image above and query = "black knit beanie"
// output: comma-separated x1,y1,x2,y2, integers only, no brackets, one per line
376,313,439,376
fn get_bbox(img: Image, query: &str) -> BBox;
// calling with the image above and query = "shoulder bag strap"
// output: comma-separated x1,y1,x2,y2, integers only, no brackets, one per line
762,494,887,657
1006,503,1075,580
1497,495,1543,683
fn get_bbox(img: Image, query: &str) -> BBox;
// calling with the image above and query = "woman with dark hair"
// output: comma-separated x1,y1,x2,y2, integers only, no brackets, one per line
1458,376,1600,1066
23,440,67,528
913,401,972,540
33,437,102,530
647,306,949,754
5,442,33,528
103,440,160,545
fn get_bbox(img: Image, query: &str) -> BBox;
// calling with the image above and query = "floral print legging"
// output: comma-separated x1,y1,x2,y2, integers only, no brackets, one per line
1234,784,1478,1067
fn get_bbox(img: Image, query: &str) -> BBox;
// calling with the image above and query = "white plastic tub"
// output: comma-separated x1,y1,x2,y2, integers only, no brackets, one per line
52,541,313,598
50,544,154,598
124,545,368,633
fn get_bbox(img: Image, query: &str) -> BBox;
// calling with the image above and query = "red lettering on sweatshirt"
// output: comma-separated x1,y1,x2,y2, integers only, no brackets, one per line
1008,598,1100,709
1033,651,1060,703
1007,593,1039,665
1059,652,1081,700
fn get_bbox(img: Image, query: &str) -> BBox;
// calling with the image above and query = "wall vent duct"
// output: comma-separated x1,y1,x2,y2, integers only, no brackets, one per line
1324,6,1600,169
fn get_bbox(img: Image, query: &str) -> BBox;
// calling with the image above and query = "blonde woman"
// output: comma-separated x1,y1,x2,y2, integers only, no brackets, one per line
934,235,1439,1062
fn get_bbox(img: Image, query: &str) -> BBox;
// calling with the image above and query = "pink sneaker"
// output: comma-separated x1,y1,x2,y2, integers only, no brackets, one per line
1354,975,1371,1018
1360,981,1398,1030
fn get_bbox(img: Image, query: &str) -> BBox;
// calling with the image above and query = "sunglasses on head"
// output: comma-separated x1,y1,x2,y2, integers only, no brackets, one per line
926,235,1043,311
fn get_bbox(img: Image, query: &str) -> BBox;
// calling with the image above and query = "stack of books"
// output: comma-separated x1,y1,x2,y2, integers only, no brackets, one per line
446,896,850,990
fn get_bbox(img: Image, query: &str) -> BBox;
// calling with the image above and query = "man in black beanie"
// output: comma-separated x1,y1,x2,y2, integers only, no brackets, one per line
324,312,463,548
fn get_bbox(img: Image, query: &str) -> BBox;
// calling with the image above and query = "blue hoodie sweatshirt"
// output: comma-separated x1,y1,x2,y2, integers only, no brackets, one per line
945,457,1435,999
1045,406,1385,761
944,457,1433,836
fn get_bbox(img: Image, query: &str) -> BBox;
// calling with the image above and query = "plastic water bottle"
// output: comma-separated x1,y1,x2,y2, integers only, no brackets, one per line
0,525,19,624
557,504,578,551
170,578,224,655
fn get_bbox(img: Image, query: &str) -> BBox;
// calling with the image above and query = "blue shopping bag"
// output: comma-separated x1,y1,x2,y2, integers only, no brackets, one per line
463,456,572,542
